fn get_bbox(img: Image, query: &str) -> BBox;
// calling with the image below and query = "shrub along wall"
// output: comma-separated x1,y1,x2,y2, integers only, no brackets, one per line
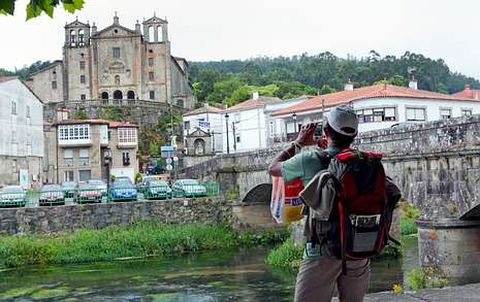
0,198,235,235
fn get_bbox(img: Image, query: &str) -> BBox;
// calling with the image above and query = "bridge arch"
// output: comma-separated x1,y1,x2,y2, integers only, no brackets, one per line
242,183,272,204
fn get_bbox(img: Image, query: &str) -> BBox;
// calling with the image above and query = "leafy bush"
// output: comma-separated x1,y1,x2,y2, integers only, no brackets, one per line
406,267,449,291
266,240,303,269
0,222,285,269
400,202,421,235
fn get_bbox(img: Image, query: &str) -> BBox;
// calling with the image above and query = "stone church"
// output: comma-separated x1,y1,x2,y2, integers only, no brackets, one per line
30,14,195,109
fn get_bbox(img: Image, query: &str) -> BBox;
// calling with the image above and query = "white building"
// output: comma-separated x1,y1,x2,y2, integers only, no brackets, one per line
0,77,44,188
222,93,282,153
271,81,480,136
182,103,224,154
264,95,314,144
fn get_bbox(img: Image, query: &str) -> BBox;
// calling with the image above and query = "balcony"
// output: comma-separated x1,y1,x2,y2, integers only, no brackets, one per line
58,138,92,147
79,157,90,166
64,158,74,167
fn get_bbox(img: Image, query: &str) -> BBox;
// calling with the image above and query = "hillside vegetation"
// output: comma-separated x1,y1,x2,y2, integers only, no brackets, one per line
190,51,480,106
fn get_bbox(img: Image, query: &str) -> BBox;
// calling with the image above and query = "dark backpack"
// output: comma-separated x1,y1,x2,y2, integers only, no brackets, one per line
313,148,398,273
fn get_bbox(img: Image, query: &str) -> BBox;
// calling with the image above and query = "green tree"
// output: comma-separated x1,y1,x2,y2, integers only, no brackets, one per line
1,0,84,20
319,84,336,95
72,108,88,120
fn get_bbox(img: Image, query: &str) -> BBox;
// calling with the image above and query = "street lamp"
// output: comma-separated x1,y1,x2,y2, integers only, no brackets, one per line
292,112,297,134
103,147,112,195
225,113,230,154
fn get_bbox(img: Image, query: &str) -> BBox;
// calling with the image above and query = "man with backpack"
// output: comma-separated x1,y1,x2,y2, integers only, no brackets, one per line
268,105,401,302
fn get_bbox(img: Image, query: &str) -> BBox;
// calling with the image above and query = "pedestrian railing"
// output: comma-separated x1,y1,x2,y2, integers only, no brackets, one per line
0,181,221,208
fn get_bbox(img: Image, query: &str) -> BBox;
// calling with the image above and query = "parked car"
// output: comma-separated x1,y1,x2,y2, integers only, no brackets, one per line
137,175,159,193
39,184,65,206
87,179,108,196
172,179,207,198
144,180,172,200
0,185,27,207
109,177,138,202
146,165,165,175
61,181,77,199
76,183,103,204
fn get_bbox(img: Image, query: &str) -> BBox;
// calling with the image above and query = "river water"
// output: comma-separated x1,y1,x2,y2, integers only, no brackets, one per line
0,236,418,301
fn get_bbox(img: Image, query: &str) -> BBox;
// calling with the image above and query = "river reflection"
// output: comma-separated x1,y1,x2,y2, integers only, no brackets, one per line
0,237,418,301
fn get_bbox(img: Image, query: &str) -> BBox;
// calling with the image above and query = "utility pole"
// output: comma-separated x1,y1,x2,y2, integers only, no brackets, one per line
225,113,230,154
232,122,237,152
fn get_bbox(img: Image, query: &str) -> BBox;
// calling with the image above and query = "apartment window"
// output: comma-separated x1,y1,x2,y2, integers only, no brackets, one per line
440,108,452,120
80,75,86,84
149,90,155,100
79,149,89,166
122,151,131,166
148,71,154,81
112,47,121,59
80,94,86,100
406,107,426,121
356,107,396,123
64,171,74,182
64,149,73,167
79,170,91,181
148,58,154,66
118,128,137,144
462,109,473,116
184,121,190,130
58,124,91,141
52,70,57,80
80,61,85,70
236,134,241,143
11,101,16,115
52,81,57,89
26,106,31,118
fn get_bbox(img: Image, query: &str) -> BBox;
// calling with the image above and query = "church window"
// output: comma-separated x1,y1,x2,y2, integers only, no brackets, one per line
101,92,109,100
114,29,118,34
78,29,85,47
148,58,154,66
69,30,76,47
149,49,153,53
112,47,121,59
127,91,135,100
80,61,85,70
52,81,57,89
148,72,154,81
113,90,123,100
80,75,86,84
176,99,184,107
80,94,86,100
149,90,155,100
52,70,57,79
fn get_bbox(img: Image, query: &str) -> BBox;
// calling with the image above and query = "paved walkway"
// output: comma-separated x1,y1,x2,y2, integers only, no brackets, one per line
362,283,480,301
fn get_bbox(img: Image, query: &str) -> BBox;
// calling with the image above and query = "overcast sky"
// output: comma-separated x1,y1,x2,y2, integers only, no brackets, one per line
1,0,479,79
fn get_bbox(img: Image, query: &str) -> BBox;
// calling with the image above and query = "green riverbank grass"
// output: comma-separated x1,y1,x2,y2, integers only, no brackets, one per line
0,221,287,269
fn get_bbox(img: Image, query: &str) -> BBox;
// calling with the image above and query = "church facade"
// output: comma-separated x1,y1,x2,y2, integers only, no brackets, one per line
30,14,194,109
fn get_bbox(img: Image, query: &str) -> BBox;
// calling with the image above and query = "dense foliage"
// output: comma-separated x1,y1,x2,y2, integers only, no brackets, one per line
0,0,84,20
190,51,480,106
0,221,286,268
0,60,53,80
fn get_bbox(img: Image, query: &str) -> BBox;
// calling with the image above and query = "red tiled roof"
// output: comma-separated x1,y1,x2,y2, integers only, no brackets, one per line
272,84,476,116
184,105,224,116
0,76,17,83
225,96,282,112
452,86,480,100
57,119,138,128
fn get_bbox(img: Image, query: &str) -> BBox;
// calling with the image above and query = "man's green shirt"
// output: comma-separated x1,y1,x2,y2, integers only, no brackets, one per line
281,147,342,186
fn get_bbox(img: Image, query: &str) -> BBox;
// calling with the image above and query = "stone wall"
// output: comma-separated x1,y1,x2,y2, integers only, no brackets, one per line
44,100,184,128
0,198,234,235
181,115,480,219
355,116,480,219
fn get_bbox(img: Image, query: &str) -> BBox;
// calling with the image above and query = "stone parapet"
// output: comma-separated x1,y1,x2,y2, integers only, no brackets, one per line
0,198,233,235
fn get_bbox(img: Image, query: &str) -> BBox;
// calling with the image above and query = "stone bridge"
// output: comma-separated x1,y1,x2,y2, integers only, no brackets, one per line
180,115,480,220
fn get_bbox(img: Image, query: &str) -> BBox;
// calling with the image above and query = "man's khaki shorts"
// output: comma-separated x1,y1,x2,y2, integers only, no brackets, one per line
294,256,370,302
